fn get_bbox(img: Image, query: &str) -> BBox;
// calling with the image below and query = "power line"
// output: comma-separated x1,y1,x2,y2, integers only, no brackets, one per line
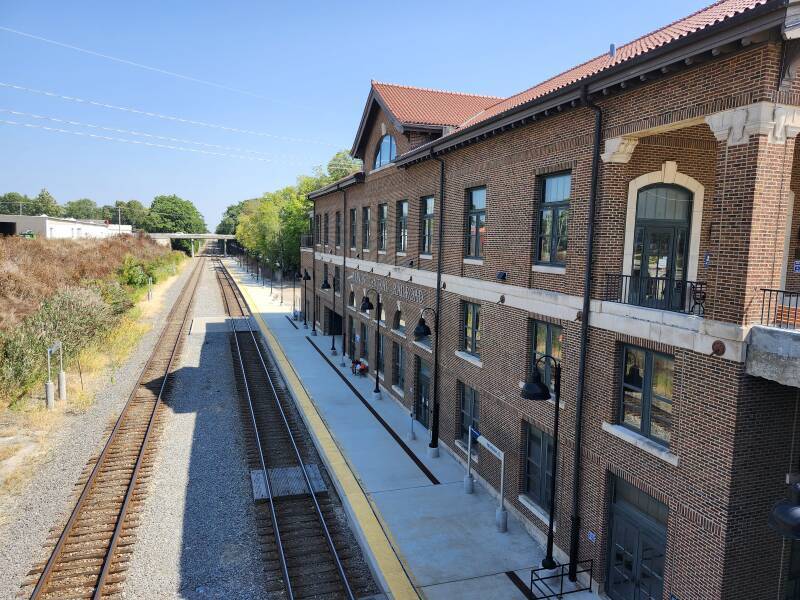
0,108,360,166
0,82,339,146
0,26,277,103
0,115,359,171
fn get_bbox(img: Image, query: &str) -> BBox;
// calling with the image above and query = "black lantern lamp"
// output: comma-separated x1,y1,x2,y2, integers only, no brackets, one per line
770,483,800,539
360,295,375,312
413,307,436,341
321,277,331,290
413,317,432,340
521,355,562,571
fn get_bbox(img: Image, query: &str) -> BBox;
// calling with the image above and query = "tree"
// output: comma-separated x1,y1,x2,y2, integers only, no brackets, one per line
28,189,61,217
144,195,207,253
63,198,101,220
0,192,30,215
227,150,361,272
113,200,149,229
216,200,248,235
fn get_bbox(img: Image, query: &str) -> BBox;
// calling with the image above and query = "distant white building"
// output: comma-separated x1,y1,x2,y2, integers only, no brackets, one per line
0,214,133,239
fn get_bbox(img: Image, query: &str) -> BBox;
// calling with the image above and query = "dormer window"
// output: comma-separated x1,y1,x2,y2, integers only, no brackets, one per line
373,134,397,169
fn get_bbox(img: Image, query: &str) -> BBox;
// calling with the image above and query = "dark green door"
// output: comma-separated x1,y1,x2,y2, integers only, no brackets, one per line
416,361,431,428
608,478,667,600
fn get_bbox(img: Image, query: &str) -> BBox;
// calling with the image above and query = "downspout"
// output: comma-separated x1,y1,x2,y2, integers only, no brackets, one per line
341,186,347,357
312,199,317,335
568,87,603,581
429,150,446,456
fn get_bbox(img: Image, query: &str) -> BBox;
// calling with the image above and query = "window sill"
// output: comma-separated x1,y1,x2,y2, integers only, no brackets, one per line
420,253,433,260
336,245,341,250
463,257,484,266
392,329,407,339
601,422,679,466
413,340,433,353
378,250,387,255
397,251,407,257
391,384,405,397
455,350,483,368
454,439,478,463
532,264,566,275
350,247,356,252
518,494,555,531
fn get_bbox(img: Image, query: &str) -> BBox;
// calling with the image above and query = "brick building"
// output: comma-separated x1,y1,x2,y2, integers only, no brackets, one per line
300,1,800,597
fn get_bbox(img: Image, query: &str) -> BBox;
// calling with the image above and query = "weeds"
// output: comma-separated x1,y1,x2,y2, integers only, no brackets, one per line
0,237,184,406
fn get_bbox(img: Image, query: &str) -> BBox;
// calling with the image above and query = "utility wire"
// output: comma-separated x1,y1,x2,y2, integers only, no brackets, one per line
0,82,339,146
0,117,362,173
0,108,360,169
0,26,278,103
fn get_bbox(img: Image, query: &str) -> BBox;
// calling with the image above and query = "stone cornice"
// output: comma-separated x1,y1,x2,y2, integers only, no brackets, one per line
705,101,800,146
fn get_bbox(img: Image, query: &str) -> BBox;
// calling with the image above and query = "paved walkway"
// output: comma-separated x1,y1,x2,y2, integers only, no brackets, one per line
226,260,595,600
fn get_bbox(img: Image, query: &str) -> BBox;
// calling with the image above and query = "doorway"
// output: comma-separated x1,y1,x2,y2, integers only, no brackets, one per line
607,477,667,600
415,360,431,428
631,184,691,311
327,308,342,336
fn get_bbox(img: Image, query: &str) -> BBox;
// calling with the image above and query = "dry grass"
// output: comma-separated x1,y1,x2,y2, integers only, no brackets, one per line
0,235,170,331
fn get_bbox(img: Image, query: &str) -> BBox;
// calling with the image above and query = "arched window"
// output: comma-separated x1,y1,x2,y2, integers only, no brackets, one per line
373,135,397,169
348,291,355,308
393,310,405,333
379,305,386,324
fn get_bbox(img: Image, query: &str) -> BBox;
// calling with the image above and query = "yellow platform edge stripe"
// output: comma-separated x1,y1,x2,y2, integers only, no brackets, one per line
228,265,420,600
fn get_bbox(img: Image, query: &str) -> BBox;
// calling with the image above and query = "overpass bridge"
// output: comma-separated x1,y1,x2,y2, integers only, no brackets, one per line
147,233,236,257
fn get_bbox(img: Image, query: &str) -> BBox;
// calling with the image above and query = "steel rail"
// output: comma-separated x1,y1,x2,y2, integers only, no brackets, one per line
216,259,356,600
31,258,205,600
93,258,205,599
214,262,294,599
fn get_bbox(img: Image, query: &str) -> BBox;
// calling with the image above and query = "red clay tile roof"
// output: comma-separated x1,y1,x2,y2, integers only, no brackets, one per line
457,0,769,129
371,81,502,128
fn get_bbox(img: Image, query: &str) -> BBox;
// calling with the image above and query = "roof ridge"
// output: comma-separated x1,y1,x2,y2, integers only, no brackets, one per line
456,0,767,128
371,80,503,100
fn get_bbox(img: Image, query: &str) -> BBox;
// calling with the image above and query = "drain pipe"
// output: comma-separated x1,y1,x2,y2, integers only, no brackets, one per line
429,150,446,457
568,87,602,581
340,185,348,364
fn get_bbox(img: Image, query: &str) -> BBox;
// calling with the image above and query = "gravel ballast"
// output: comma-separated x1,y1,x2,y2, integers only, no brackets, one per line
0,259,196,599
122,259,265,599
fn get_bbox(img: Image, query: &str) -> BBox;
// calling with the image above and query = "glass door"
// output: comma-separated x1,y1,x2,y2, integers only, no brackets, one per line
416,361,431,428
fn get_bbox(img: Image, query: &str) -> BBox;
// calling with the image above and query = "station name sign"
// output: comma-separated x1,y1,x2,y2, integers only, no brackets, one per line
350,270,424,305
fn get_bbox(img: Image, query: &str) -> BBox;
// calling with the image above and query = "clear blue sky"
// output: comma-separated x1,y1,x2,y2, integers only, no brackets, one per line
0,0,710,229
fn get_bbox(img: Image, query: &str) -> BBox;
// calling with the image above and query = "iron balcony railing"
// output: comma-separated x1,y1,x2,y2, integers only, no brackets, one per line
760,288,800,329
605,273,706,316
300,234,314,248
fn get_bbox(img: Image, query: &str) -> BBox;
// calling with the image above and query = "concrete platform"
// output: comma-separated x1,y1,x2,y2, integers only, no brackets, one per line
225,260,596,600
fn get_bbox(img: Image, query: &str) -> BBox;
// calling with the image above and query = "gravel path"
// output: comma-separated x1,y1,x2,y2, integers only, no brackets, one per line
0,259,196,599
123,259,265,599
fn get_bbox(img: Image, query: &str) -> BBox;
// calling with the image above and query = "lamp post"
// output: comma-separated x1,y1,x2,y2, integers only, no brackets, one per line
277,261,283,305
293,272,300,320
321,274,337,355
413,307,439,457
521,355,562,571
360,289,381,399
302,269,311,329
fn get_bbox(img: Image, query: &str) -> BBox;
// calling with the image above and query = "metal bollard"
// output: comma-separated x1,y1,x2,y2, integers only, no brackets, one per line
45,381,55,410
58,370,67,402
406,412,416,442
496,507,508,533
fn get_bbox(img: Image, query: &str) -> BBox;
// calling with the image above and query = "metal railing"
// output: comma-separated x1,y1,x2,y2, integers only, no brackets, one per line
530,560,593,598
760,288,800,329
605,273,706,316
300,234,314,248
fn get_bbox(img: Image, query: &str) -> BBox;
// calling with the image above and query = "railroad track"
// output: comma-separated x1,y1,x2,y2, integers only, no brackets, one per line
23,258,205,600
214,260,379,600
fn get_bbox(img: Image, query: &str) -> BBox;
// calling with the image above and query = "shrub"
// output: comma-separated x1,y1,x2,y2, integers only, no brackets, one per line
0,287,116,403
